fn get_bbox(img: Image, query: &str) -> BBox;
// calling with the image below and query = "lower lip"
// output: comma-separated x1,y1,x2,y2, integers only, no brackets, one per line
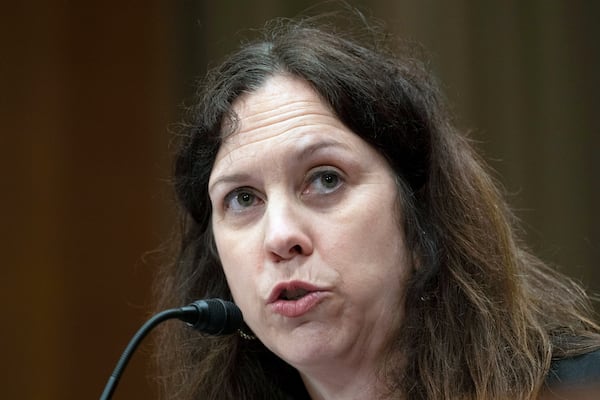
269,291,326,318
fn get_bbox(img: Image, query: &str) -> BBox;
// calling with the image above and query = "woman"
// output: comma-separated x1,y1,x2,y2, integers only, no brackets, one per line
155,15,600,399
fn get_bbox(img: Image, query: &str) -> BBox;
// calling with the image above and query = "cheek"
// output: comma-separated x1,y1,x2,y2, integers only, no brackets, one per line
221,262,267,335
214,228,262,315
327,192,410,294
333,193,406,263
216,243,245,299
221,259,258,324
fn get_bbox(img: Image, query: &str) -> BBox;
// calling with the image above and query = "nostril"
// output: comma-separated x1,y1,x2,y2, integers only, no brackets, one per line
291,244,302,254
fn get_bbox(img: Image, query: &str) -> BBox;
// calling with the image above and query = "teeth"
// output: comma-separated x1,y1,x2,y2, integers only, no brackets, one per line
281,288,309,300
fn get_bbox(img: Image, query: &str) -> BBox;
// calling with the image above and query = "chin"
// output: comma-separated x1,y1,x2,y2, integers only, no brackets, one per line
278,347,333,370
270,330,346,368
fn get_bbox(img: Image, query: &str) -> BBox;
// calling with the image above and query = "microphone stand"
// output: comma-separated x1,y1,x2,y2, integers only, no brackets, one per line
101,308,184,400
99,299,242,400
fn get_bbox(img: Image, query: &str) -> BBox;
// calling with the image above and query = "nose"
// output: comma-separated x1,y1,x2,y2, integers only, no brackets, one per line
263,196,313,262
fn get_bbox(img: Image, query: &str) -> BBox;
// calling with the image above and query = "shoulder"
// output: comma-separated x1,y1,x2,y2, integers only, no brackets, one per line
541,349,600,400
547,348,600,386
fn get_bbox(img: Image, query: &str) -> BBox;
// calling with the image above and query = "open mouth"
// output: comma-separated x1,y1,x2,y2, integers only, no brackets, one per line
269,281,321,304
279,288,310,301
269,283,326,317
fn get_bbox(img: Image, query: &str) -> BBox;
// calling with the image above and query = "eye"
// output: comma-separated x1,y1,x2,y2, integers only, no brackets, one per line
224,188,262,212
305,169,344,195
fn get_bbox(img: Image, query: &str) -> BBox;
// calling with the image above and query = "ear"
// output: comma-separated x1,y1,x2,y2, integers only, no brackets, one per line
410,248,422,272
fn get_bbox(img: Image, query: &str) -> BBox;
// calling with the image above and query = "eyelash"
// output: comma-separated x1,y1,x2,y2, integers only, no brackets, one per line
222,168,345,212
304,169,344,195
223,187,262,212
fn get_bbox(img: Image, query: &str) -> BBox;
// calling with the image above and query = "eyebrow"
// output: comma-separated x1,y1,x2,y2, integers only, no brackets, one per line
209,139,351,193
293,139,350,161
209,172,252,194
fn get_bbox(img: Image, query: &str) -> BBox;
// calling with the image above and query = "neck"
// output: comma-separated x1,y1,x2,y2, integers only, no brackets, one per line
298,356,395,400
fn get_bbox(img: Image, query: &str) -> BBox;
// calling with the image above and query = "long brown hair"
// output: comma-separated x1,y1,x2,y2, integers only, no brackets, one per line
155,15,600,399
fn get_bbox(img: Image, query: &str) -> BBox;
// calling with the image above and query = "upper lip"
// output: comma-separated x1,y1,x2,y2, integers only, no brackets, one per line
267,281,323,303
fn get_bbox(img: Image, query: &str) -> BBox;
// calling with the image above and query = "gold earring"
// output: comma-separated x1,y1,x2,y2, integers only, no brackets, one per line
238,329,257,340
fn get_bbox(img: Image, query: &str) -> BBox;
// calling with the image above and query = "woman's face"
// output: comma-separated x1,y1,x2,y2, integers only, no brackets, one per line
209,74,412,372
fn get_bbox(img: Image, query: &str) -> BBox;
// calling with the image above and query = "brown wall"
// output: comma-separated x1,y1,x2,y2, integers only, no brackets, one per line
3,2,173,398
3,1,598,399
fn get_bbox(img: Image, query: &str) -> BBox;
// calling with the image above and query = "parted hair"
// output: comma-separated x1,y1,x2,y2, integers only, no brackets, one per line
155,14,600,400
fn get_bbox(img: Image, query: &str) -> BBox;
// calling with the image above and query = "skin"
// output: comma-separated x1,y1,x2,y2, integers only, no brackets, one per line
209,74,412,399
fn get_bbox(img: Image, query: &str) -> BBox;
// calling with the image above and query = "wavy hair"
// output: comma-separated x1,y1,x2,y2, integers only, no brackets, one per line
155,15,600,400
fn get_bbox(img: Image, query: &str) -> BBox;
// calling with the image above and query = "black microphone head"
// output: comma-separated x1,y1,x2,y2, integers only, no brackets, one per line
189,299,243,335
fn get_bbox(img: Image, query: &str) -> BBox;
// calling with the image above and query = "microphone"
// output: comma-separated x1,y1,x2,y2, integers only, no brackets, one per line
178,298,243,334
100,299,243,400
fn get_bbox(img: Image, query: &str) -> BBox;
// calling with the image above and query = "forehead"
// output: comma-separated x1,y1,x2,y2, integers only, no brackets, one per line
207,73,400,204
228,75,337,143
211,75,354,168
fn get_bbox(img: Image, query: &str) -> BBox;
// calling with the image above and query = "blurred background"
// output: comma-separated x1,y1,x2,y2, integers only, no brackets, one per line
3,1,599,398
